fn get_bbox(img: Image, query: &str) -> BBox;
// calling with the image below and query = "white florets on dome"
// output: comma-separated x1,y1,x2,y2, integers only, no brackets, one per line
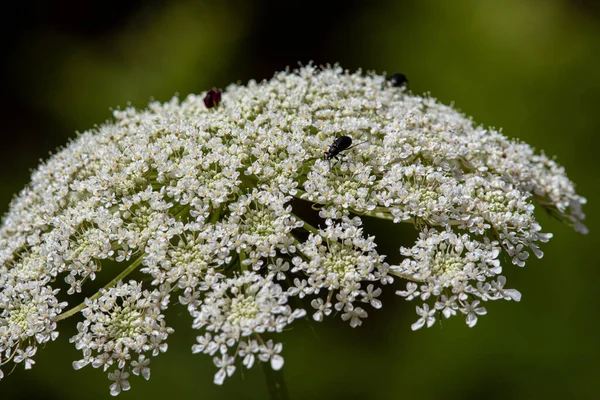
0,65,586,393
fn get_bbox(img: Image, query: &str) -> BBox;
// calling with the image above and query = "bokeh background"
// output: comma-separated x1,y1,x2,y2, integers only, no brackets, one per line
2,0,599,399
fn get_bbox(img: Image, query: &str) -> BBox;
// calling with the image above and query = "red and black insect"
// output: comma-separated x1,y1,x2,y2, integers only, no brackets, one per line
203,89,222,109
324,135,366,163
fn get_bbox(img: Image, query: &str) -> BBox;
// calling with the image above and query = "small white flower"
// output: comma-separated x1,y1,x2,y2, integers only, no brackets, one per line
131,355,151,380
259,340,285,371
341,305,368,328
461,300,488,328
361,284,382,309
238,339,259,369
490,276,522,301
269,258,290,281
411,304,436,331
108,369,131,396
435,295,458,319
310,298,332,322
213,355,236,385
14,346,37,369
396,282,420,300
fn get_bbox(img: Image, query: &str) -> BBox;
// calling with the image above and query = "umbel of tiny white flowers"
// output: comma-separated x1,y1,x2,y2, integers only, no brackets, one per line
0,65,587,394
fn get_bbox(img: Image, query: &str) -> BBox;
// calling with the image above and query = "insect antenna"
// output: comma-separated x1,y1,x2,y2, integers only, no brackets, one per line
345,140,369,150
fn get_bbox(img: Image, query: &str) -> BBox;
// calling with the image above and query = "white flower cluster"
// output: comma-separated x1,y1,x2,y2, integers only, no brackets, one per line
0,65,586,393
395,228,521,330
70,281,172,395
291,218,391,326
191,271,305,384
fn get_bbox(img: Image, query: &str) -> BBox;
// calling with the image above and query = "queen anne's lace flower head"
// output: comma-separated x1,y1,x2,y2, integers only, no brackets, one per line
0,65,586,393
69,281,172,382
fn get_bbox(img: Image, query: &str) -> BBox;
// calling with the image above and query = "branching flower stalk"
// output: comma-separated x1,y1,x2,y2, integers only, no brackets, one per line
0,66,587,395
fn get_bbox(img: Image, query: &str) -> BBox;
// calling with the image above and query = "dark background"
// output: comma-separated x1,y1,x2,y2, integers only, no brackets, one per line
1,0,599,399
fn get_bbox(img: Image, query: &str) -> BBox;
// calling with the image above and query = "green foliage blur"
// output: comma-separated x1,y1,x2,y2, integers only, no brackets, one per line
2,0,599,399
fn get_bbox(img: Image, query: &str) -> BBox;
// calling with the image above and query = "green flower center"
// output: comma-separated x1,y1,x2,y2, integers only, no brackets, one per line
107,306,143,339
227,295,259,325
432,252,464,278
323,246,357,277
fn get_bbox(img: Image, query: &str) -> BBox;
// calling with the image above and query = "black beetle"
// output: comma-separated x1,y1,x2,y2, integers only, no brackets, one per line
389,73,408,89
324,135,366,163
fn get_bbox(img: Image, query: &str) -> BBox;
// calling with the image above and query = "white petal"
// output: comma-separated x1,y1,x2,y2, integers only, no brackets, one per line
72,360,88,370
466,313,478,328
312,311,323,322
371,299,382,309
109,383,121,396
411,318,425,331
270,354,284,371
505,289,522,302
214,369,226,385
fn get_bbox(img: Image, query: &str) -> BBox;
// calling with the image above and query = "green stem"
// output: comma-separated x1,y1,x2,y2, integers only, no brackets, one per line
262,362,289,400
55,256,144,322
239,250,248,272
352,208,396,221
209,206,222,224
174,205,191,219
290,236,309,260
290,212,320,236
389,270,426,282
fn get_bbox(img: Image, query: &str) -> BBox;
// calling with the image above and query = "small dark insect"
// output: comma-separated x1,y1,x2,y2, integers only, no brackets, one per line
203,89,222,109
389,73,409,89
324,135,366,163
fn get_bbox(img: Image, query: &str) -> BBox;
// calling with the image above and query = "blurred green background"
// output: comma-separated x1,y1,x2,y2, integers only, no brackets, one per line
1,0,599,399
